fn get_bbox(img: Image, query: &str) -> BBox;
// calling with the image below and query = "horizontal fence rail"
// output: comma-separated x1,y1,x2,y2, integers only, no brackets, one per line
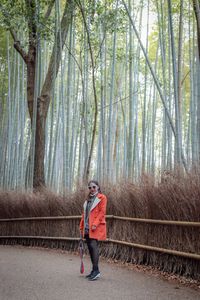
0,215,200,226
111,216,200,227
0,235,200,260
0,216,82,222
0,236,80,241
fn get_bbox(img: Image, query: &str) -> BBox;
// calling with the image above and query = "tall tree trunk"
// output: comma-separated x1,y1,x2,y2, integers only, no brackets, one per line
34,0,74,188
192,0,200,162
128,0,134,179
78,0,99,182
168,0,182,166
9,0,75,189
142,0,149,173
192,0,200,59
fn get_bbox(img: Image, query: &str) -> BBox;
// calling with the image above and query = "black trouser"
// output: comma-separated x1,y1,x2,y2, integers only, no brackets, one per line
85,234,99,272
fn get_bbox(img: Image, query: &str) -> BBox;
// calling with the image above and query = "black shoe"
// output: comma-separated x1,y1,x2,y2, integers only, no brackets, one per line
85,271,93,279
88,270,100,281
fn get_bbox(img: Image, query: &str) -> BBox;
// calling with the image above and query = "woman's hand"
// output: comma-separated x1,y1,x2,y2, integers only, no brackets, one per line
91,225,97,231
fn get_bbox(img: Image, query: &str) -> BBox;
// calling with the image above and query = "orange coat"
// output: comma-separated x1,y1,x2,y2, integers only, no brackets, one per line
79,193,107,240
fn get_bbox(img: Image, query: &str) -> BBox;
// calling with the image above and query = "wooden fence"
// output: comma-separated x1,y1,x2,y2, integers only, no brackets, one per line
0,215,200,260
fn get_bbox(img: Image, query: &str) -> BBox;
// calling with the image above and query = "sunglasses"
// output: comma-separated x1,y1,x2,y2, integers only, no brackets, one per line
88,186,97,190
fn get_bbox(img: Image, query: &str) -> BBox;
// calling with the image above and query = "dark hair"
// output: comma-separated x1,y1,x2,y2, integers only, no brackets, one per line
88,180,101,193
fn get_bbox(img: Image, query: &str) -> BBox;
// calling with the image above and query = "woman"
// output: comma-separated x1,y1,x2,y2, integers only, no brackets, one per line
79,180,107,281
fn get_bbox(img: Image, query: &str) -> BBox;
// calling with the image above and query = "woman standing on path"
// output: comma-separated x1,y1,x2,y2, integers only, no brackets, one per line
79,180,107,281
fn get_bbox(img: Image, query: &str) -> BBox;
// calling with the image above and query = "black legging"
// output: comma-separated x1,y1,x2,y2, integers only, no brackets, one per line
85,234,99,272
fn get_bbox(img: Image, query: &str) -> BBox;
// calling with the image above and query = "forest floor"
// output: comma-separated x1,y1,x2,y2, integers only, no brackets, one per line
0,245,199,300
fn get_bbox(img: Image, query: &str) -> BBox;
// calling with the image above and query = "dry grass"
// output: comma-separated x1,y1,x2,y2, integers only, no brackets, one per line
0,188,85,218
0,170,200,221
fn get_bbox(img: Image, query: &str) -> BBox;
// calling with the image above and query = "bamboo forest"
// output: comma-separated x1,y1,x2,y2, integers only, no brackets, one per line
0,0,200,193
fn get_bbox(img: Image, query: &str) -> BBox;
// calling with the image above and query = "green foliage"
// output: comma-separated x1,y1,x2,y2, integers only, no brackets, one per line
0,0,198,190
0,28,8,127
0,0,55,43
0,26,7,62
96,5,127,34
148,29,159,63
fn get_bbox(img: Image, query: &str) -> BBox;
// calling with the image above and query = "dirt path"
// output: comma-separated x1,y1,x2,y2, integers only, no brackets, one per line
0,245,199,300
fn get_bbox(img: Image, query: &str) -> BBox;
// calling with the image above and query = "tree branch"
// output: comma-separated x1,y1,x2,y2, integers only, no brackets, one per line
41,0,75,96
76,0,99,180
192,0,200,58
10,29,28,64
44,0,55,20
181,70,190,86
0,3,28,63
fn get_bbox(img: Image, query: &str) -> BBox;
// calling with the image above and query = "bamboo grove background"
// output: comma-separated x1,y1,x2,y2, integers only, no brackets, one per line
0,0,200,192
